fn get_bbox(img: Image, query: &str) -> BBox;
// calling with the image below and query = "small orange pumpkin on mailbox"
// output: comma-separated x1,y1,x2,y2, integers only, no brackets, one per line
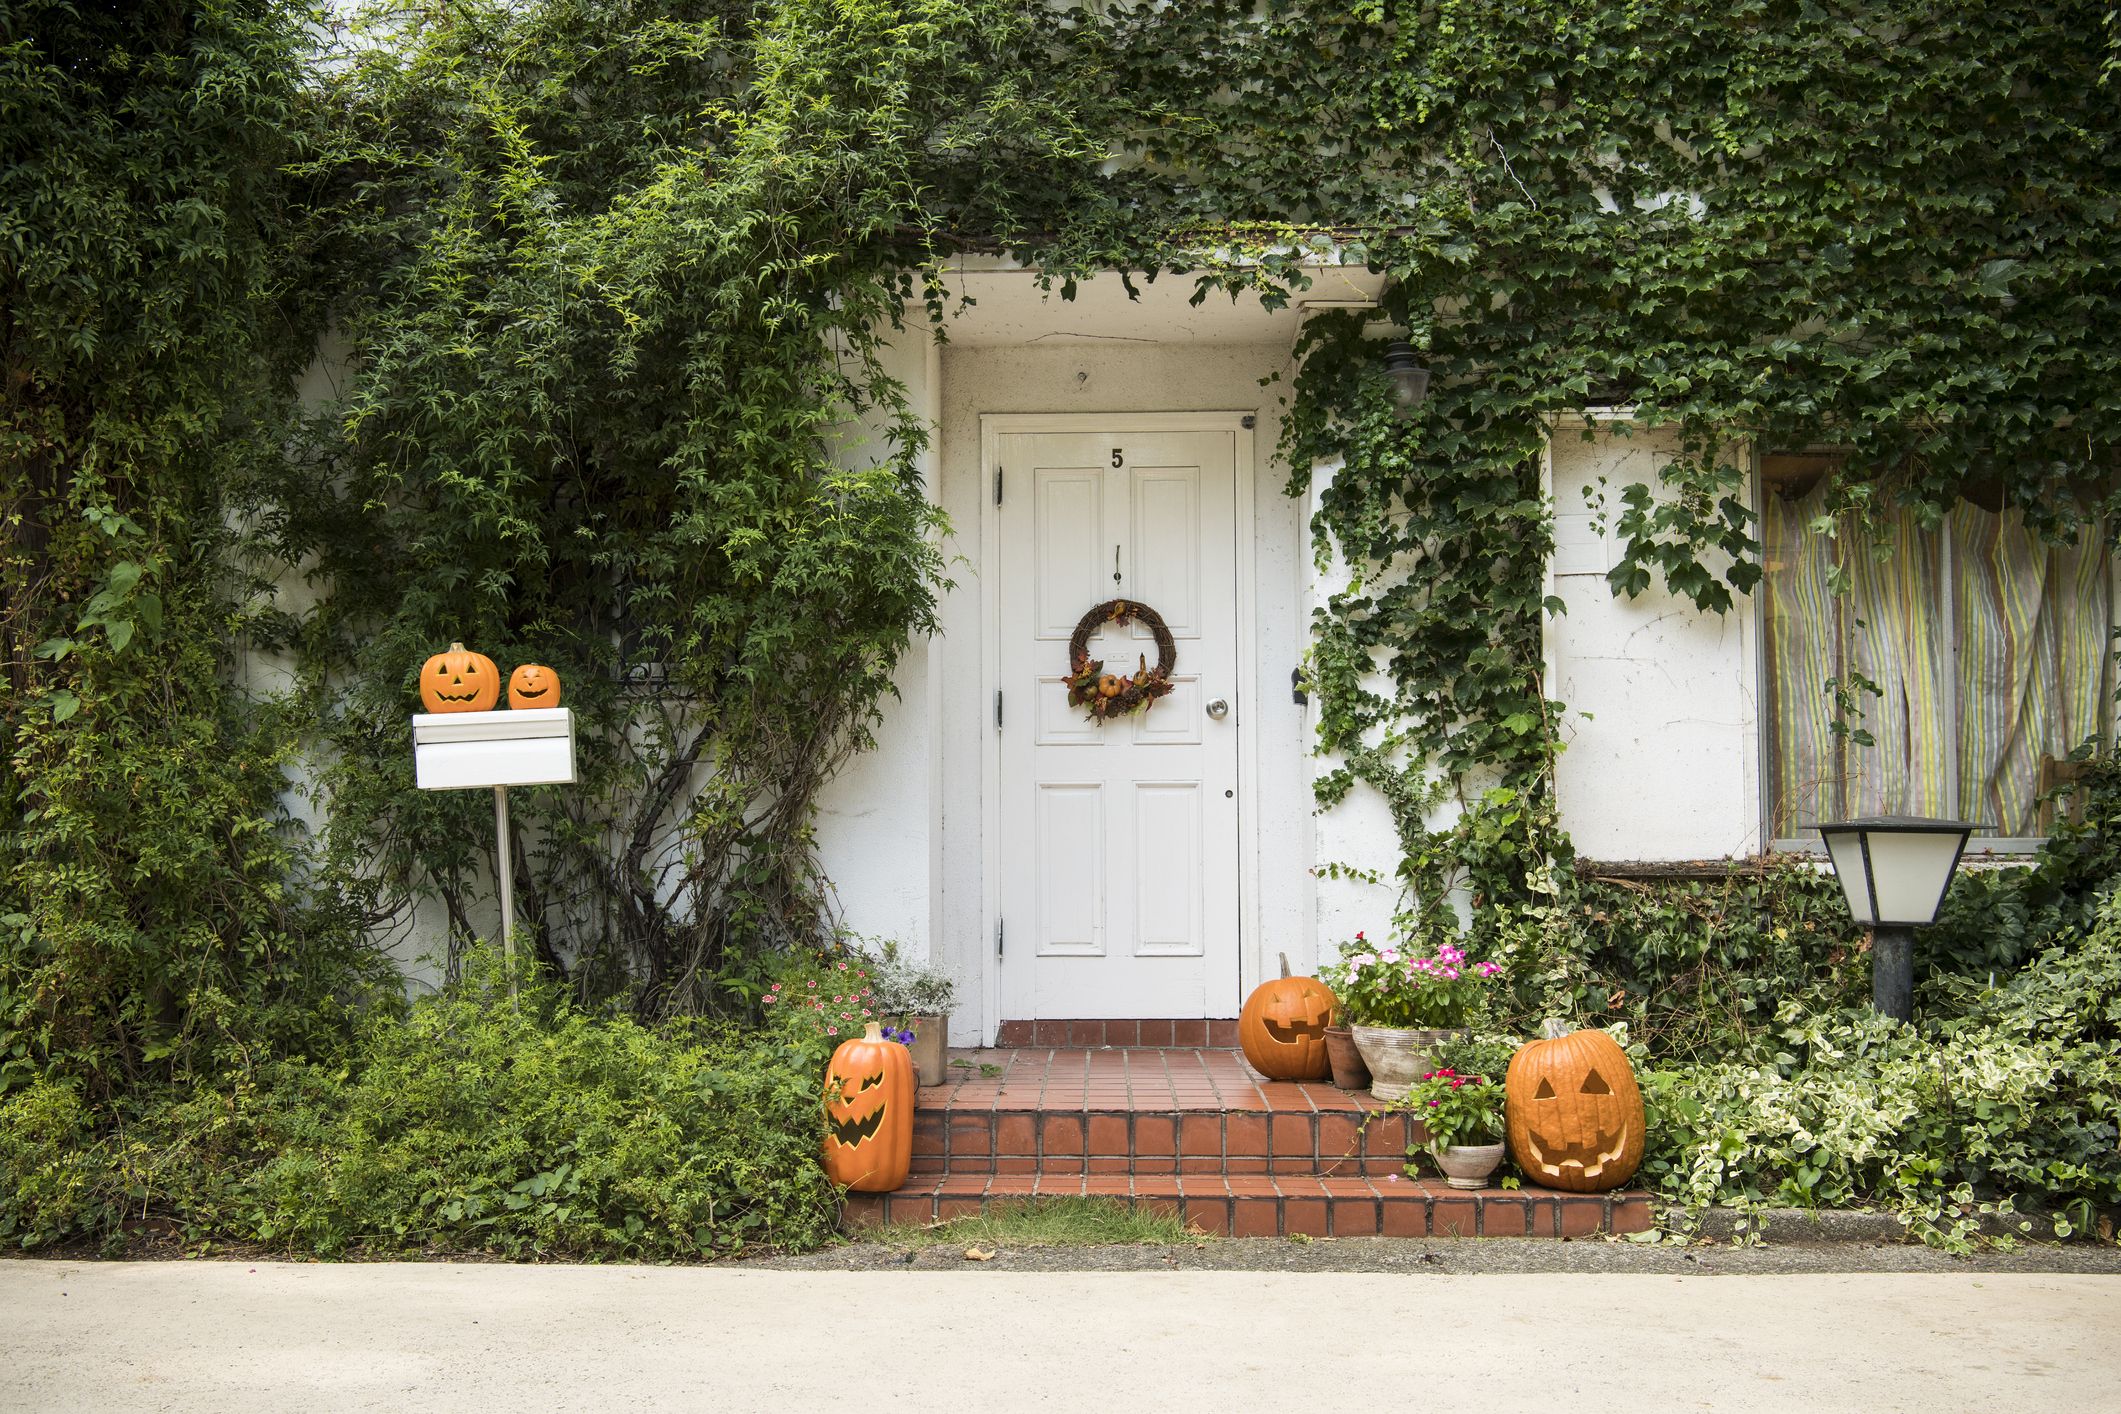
508,663,562,709
419,642,499,713
1238,952,1338,1081
1504,1023,1645,1193
822,1022,914,1192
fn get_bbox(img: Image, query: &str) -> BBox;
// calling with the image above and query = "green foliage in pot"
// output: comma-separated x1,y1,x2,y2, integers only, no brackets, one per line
855,938,958,1021
1317,933,1504,1030
1403,1069,1504,1153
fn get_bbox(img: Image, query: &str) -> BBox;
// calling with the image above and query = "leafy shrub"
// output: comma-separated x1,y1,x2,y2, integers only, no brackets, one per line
1637,894,2121,1248
1,953,840,1258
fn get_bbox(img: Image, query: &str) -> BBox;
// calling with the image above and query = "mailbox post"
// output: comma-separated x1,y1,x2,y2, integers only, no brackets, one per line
413,707,576,990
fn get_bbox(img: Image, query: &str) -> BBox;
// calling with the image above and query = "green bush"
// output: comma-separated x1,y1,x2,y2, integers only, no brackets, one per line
0,954,840,1258
1637,893,2121,1248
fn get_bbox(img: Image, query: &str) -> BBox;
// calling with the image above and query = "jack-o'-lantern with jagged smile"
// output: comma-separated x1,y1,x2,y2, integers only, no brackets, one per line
1238,953,1338,1081
419,642,499,713
1505,1025,1645,1193
821,1023,914,1192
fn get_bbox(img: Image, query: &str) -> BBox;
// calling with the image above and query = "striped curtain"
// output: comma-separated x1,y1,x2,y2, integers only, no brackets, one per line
1765,489,2112,838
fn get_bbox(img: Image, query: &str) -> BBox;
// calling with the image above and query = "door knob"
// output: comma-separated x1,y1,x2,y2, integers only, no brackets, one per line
1206,698,1229,720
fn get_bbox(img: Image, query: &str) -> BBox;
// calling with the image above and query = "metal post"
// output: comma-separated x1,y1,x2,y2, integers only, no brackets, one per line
1871,925,1913,1023
493,784,516,997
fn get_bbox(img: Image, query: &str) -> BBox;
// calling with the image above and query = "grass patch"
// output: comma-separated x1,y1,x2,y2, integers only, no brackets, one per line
867,1197,1208,1249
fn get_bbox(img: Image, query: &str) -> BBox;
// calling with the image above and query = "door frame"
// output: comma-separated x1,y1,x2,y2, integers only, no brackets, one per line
978,411,1262,1040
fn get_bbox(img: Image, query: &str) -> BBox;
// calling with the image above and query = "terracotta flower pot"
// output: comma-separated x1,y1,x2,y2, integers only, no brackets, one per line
1432,1141,1506,1190
904,1013,949,1087
1324,1026,1371,1090
1349,1024,1464,1101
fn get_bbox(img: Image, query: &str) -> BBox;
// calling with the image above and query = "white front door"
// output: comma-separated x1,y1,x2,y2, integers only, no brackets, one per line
996,427,1242,1020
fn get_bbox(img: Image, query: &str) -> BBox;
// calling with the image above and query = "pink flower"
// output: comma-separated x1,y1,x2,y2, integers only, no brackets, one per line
1428,1099,1440,1107
827,1026,839,1036
1379,949,1400,965
762,994,777,1005
807,980,817,989
862,1007,873,1016
771,982,782,992
1451,1078,1464,1089
837,961,849,971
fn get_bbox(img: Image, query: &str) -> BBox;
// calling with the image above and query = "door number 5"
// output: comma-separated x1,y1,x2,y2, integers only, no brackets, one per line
1110,448,1124,468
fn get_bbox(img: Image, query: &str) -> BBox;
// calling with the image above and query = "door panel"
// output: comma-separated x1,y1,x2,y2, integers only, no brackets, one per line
998,429,1240,1020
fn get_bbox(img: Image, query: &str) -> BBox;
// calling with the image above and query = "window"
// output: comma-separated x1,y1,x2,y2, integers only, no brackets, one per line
1760,456,2116,842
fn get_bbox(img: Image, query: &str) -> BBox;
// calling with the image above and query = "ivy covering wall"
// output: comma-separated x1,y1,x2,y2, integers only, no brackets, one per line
5,0,2119,1068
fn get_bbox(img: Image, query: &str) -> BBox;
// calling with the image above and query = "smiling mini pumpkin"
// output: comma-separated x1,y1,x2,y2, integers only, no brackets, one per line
1505,1023,1645,1193
419,642,499,713
508,663,562,709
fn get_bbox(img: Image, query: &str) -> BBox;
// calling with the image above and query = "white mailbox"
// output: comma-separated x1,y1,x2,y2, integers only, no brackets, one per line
413,708,576,790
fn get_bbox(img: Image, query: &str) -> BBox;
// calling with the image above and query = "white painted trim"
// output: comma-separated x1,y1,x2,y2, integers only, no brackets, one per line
978,410,1262,1040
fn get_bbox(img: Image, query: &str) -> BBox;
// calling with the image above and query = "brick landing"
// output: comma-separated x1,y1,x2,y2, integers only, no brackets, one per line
844,1047,1653,1239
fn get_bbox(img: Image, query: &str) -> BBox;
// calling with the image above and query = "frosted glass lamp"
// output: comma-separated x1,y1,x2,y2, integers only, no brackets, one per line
1808,815,1982,1021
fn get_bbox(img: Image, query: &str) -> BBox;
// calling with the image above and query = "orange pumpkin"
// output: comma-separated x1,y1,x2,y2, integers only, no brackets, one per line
508,663,562,709
822,1022,914,1192
1097,674,1124,698
1238,952,1338,1081
1505,1024,1645,1193
419,642,499,713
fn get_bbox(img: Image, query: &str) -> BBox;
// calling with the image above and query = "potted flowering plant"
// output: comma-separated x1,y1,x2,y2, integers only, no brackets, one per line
1405,1068,1506,1189
857,939,958,1087
1317,936,1503,1099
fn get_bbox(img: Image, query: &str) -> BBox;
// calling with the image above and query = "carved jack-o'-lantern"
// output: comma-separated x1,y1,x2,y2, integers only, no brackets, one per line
508,663,562,709
1505,1024,1645,1193
1238,952,1338,1082
821,1022,914,1192
419,642,500,713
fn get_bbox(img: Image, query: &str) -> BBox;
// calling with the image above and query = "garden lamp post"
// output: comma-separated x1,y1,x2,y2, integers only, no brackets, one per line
1807,815,1982,1023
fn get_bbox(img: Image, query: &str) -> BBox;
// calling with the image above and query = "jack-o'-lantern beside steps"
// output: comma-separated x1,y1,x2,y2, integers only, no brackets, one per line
1504,1022,1645,1193
1238,952,1338,1082
822,1022,914,1192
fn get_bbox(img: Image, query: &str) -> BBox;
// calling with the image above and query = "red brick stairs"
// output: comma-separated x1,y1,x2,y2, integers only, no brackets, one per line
841,1044,1652,1239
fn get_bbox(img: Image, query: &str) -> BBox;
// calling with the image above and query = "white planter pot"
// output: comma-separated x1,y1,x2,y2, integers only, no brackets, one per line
1431,1142,1506,1190
1348,1025,1464,1101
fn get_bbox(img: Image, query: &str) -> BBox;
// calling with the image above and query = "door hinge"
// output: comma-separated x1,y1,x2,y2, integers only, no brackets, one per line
995,688,1003,732
996,918,1005,959
994,465,1003,506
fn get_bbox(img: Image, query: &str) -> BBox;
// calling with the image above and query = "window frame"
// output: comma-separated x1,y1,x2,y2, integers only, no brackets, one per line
1752,446,2119,855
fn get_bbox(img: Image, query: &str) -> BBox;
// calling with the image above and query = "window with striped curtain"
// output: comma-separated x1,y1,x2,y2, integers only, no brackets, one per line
1762,472,2115,841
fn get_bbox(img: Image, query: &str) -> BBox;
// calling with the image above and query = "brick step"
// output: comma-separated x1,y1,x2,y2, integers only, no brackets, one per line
845,1174,1654,1239
911,1105,1427,1177
993,1020,1243,1049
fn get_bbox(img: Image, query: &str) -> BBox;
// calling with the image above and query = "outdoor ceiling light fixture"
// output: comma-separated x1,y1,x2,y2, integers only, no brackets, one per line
1382,339,1431,417
1807,815,1982,1023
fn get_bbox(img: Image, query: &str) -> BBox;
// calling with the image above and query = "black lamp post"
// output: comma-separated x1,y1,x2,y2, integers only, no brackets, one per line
1807,815,1983,1022
1382,340,1430,417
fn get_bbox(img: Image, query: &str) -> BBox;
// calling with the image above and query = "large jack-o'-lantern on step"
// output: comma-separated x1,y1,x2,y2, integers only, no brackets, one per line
1238,953,1338,1082
1504,1022,1645,1193
822,1023,915,1192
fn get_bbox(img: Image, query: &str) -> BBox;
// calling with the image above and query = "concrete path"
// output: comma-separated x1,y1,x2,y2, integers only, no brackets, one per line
3,1261,2116,1413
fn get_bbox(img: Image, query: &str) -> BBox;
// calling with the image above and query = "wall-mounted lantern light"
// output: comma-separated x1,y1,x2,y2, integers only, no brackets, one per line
1807,815,1982,1022
1382,340,1431,417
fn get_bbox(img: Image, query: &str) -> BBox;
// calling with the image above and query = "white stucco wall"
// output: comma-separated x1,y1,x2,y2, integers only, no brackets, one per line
812,330,944,962
1545,422,1763,861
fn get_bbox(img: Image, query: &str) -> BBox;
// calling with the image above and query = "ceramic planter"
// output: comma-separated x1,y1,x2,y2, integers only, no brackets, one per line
904,1013,949,1088
1324,1026,1371,1090
1349,1024,1463,1101
1431,1141,1505,1190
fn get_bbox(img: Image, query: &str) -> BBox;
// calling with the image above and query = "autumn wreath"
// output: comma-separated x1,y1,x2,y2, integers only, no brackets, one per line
1065,599,1178,720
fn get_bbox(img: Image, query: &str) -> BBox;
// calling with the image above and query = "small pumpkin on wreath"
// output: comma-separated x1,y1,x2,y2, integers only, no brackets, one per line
1065,599,1178,721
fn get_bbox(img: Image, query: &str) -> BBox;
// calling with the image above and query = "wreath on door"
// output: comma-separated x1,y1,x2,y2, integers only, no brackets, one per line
1065,599,1178,720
